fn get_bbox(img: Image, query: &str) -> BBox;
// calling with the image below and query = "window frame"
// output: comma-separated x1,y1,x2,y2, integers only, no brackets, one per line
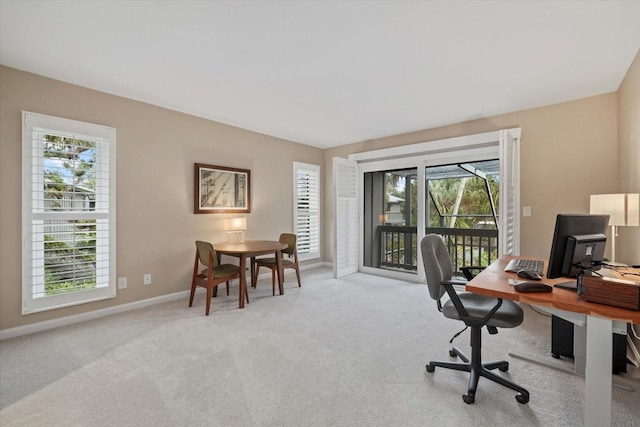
293,161,320,261
22,111,117,314
344,128,520,283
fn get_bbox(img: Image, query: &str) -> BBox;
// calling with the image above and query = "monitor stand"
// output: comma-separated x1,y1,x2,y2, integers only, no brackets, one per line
554,280,578,291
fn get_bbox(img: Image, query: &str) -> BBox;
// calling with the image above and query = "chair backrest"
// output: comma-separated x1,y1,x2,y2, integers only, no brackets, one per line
421,234,454,301
279,233,297,256
195,240,219,267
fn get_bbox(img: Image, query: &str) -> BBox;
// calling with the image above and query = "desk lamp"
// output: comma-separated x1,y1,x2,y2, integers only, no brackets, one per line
589,193,639,263
224,217,246,242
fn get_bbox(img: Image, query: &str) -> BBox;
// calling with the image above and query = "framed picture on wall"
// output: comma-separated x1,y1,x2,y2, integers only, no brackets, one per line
194,163,251,214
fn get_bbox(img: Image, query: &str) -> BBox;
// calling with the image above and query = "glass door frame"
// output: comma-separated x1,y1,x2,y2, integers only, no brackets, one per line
349,129,519,283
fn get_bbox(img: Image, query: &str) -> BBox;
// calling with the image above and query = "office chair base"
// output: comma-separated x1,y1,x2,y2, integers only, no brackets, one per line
426,345,529,405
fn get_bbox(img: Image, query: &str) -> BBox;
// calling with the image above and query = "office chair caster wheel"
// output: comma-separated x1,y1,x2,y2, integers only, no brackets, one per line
499,363,509,372
516,393,529,404
426,364,435,373
462,394,475,404
449,349,457,358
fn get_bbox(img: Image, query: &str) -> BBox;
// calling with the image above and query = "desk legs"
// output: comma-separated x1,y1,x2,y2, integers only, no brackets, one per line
584,315,612,427
573,323,586,374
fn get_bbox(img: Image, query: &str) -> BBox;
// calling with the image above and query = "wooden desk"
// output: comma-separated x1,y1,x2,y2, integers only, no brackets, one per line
466,256,640,427
214,240,288,309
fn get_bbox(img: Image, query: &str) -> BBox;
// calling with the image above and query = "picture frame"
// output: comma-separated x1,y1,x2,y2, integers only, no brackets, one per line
194,163,251,214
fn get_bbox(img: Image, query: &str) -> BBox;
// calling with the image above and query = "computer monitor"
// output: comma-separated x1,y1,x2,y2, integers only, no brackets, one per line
561,233,607,277
547,214,609,280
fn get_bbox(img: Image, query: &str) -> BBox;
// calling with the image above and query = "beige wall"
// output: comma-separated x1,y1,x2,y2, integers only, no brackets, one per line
2,52,638,332
617,50,640,264
324,93,619,263
0,66,323,330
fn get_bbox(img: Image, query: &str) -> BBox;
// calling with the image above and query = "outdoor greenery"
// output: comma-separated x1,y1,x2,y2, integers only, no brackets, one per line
427,176,500,229
44,134,96,209
44,234,97,295
381,162,500,272
42,134,97,296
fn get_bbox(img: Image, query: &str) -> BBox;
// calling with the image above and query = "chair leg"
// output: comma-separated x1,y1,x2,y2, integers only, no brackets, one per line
205,284,213,316
271,267,276,296
425,326,529,404
253,265,261,288
226,281,230,296
295,265,302,287
189,279,197,307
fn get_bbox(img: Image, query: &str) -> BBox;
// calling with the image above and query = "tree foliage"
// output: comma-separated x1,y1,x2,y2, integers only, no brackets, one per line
43,134,96,187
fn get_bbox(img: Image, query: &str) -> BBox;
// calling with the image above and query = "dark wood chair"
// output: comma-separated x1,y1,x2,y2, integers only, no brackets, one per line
253,233,301,295
189,240,245,315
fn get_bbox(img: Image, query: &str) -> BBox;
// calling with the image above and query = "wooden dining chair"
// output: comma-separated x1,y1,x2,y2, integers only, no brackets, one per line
253,233,301,295
189,240,246,315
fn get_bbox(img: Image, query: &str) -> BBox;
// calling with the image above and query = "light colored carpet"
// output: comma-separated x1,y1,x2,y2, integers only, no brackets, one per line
1,267,638,426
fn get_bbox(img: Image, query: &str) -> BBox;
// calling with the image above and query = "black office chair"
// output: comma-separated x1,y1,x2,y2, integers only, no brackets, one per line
421,234,529,404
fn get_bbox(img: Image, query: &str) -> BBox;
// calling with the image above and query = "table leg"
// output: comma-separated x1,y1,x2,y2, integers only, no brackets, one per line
275,250,284,295
239,254,247,309
584,315,612,427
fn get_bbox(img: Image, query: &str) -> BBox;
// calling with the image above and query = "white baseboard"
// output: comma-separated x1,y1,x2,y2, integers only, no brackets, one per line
1,263,332,341
0,290,189,341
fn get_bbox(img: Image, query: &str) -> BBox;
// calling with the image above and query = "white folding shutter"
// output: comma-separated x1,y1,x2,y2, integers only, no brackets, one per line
499,129,520,255
293,162,320,260
334,157,358,277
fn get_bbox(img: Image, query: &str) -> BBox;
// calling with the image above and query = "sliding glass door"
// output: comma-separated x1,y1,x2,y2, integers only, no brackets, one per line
335,128,520,281
425,160,500,275
363,168,418,272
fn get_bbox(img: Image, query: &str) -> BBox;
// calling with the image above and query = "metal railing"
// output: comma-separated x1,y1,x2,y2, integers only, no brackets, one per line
377,226,499,274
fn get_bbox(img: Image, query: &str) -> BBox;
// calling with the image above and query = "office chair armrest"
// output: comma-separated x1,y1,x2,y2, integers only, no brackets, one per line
442,282,469,318
460,266,485,281
444,279,468,287
479,298,503,324
442,281,504,327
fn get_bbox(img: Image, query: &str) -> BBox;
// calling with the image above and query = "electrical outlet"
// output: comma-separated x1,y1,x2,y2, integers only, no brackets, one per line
118,277,127,289
143,274,152,285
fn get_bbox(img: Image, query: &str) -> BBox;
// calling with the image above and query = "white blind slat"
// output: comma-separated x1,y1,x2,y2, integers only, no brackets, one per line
293,162,320,260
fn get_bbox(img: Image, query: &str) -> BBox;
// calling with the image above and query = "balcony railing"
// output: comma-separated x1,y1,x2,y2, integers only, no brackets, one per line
377,226,499,275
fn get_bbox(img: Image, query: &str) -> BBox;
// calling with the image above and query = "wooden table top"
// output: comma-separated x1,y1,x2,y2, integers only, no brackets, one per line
466,255,640,324
214,240,288,256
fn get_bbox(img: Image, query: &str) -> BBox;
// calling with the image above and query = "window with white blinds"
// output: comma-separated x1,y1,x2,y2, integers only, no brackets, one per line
22,112,116,314
293,162,320,261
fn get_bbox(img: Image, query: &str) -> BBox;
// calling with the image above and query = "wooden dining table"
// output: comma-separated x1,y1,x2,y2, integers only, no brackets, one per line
213,240,288,308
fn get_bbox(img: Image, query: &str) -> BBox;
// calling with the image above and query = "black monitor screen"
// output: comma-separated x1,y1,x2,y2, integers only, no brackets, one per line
547,214,609,279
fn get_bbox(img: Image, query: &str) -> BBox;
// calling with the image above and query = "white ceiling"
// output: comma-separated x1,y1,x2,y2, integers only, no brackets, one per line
1,1,639,149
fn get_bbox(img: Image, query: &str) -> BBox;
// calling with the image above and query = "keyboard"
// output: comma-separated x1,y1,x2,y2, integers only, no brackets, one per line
504,258,545,275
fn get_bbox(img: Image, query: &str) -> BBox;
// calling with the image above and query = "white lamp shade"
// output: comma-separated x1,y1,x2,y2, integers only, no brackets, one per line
590,193,639,227
628,193,640,226
224,217,247,231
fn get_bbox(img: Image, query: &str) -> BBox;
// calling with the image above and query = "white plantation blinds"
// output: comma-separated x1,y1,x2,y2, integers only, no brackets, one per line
293,162,320,260
22,112,116,314
499,129,520,256
334,157,358,277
